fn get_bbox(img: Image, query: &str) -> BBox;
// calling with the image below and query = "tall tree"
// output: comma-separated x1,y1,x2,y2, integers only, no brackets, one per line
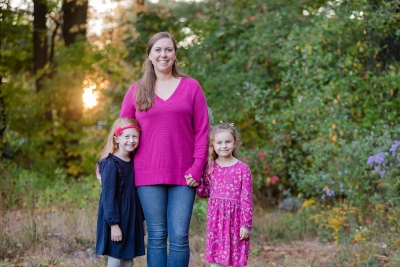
62,0,89,46
33,0,48,92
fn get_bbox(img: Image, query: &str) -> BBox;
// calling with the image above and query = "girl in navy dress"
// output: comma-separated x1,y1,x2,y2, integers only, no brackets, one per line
96,117,145,267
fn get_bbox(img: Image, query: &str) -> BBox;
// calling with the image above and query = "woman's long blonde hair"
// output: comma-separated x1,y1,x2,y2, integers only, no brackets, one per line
135,32,186,111
98,117,141,162
207,123,241,174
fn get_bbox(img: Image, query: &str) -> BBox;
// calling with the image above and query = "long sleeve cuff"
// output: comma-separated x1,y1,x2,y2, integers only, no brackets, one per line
185,161,204,183
196,183,210,198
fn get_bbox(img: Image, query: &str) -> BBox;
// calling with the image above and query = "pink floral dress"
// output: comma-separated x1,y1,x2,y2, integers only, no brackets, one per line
196,160,253,266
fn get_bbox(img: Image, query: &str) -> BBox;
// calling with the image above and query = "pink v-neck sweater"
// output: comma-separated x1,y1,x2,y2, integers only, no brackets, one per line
120,77,209,186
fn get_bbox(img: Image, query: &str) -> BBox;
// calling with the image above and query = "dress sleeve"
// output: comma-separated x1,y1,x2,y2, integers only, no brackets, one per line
100,159,120,225
185,83,209,182
196,165,211,198
120,84,137,119
240,164,253,230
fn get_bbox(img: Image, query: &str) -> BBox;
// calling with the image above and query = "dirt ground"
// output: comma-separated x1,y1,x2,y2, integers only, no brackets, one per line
249,240,337,267
1,207,339,267
0,239,337,267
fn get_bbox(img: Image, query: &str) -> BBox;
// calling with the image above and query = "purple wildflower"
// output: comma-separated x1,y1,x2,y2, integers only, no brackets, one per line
327,189,335,197
367,156,375,166
367,152,386,166
380,170,385,179
340,183,344,192
323,187,335,197
322,194,325,199
322,174,328,180
375,152,385,166
390,140,400,156
330,180,335,184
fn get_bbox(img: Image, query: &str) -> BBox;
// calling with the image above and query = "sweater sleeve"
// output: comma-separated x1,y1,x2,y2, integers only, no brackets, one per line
240,164,253,230
100,159,120,226
120,84,137,119
185,83,209,182
196,165,211,198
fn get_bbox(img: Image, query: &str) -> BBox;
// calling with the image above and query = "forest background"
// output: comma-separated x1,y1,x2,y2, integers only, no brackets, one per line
1,0,400,266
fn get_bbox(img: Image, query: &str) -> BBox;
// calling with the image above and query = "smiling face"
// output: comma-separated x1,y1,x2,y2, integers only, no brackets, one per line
212,130,237,160
114,128,140,156
148,38,177,75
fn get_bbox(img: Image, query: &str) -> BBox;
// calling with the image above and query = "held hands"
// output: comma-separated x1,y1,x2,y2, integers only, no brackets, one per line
111,224,122,242
239,227,250,241
185,174,199,187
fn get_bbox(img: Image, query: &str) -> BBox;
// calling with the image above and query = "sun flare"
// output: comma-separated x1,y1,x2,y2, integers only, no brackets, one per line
83,84,98,109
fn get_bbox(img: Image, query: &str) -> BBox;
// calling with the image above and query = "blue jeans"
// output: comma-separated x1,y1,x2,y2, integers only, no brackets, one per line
137,185,195,267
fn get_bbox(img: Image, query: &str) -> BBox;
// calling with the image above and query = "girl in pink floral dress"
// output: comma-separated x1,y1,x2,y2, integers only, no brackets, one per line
196,122,253,267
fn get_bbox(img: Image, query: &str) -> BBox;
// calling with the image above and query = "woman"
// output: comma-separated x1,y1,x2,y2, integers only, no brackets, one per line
119,32,209,267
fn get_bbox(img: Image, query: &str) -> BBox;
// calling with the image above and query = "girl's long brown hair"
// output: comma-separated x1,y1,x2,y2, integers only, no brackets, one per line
136,32,186,111
207,123,241,174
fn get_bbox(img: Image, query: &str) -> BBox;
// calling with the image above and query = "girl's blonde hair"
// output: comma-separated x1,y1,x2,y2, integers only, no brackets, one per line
135,32,186,111
98,117,141,162
207,123,241,173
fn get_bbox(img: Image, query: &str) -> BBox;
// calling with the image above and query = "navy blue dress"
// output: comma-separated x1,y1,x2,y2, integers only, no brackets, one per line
96,154,145,259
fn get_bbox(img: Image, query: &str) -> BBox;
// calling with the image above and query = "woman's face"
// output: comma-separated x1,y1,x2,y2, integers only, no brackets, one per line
148,38,176,75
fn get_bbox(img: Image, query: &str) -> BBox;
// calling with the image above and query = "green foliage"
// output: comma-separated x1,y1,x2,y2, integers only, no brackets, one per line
191,197,208,231
300,123,400,205
0,4,33,73
152,0,400,207
2,39,131,177
2,0,400,243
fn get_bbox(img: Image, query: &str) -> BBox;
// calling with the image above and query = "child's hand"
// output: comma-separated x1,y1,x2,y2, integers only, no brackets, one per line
185,174,199,187
96,166,102,185
111,224,122,242
239,227,250,240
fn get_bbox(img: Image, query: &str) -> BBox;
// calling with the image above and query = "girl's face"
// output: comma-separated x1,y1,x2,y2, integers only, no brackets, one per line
212,130,236,159
148,38,176,75
114,128,140,155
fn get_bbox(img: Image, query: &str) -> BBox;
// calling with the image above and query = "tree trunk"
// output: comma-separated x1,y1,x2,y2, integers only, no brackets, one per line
60,0,89,175
62,0,89,46
33,0,48,92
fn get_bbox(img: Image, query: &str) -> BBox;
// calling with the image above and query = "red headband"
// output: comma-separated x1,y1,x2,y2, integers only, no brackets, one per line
114,125,141,136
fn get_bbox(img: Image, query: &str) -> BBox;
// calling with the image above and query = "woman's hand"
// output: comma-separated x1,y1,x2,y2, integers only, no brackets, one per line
185,174,199,187
239,227,250,240
111,224,122,242
143,221,147,236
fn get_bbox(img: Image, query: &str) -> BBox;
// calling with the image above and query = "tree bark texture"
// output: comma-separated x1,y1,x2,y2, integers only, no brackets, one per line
33,0,48,92
62,0,89,46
